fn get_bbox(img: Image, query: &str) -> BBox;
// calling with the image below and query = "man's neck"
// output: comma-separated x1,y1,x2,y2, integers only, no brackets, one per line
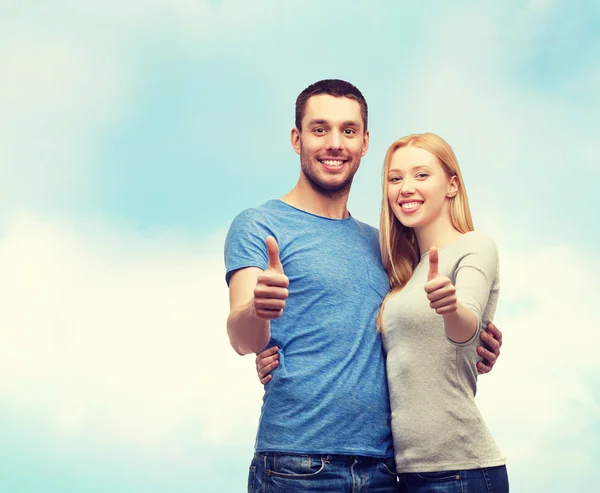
281,180,351,220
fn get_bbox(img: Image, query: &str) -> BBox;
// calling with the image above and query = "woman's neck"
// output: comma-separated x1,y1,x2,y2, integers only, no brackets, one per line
414,217,463,255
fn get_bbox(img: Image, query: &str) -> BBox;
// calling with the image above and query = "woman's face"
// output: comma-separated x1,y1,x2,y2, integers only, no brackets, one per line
387,145,458,230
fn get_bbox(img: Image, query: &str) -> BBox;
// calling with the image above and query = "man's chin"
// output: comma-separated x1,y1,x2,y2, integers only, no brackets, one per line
310,177,353,195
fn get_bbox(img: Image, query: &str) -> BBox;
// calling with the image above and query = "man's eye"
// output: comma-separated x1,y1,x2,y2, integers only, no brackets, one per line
344,129,356,134
314,128,326,134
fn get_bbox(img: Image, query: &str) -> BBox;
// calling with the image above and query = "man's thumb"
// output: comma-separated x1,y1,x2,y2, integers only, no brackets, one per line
266,236,283,273
428,246,439,281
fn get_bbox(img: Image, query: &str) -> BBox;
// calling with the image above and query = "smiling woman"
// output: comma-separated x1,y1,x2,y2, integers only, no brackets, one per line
378,133,508,493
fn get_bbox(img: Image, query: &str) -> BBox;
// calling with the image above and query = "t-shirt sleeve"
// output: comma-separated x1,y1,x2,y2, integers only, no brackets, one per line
224,208,274,285
454,233,499,331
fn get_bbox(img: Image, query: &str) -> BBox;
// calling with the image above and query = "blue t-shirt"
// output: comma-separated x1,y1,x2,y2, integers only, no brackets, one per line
224,199,394,457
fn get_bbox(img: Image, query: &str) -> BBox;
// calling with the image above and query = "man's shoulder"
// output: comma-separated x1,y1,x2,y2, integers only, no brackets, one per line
351,217,380,240
229,199,281,226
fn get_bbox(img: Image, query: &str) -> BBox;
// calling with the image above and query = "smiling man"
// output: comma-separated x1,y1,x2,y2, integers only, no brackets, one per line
224,79,502,493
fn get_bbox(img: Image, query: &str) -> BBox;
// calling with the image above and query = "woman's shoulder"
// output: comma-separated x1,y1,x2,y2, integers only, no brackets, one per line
457,231,499,270
463,230,497,249
448,231,499,261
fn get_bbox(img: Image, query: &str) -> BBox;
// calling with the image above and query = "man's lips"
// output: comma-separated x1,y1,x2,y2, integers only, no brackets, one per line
318,158,348,170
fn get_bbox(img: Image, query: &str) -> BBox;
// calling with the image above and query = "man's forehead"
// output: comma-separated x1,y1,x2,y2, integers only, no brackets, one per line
304,94,362,122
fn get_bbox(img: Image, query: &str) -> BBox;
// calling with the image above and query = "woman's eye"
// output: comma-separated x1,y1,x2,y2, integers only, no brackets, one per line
417,173,429,179
390,177,402,183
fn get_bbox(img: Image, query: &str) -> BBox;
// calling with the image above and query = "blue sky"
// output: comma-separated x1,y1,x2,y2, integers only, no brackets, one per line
1,1,599,492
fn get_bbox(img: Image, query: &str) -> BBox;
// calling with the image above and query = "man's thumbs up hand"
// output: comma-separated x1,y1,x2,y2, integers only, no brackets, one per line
254,236,289,320
266,236,284,274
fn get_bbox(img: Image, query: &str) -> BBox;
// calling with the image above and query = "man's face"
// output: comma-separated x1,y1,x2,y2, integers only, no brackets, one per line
291,95,369,196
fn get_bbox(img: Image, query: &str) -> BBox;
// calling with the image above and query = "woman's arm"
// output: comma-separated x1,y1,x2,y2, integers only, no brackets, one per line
424,236,498,344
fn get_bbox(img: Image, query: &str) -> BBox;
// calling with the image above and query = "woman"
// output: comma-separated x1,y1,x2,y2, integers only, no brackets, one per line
379,133,508,492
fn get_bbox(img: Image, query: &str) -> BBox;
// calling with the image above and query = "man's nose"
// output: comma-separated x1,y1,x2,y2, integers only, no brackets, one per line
325,130,342,150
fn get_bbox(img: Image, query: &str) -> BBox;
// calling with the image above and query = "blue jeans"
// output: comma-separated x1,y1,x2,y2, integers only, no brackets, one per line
248,452,398,492
398,465,509,493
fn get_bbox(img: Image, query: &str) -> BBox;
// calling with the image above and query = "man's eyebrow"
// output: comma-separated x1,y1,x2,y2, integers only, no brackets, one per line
306,119,362,128
307,119,329,126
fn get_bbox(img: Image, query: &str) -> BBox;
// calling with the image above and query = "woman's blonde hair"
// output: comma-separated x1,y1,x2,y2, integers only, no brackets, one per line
377,133,474,331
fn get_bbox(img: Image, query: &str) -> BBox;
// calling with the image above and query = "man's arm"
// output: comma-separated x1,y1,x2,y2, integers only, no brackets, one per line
253,324,503,382
228,267,271,355
227,236,288,355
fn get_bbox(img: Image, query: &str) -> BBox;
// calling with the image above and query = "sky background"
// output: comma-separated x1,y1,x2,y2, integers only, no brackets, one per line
1,0,599,492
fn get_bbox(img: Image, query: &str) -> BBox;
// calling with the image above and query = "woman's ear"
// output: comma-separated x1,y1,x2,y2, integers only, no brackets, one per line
447,175,459,198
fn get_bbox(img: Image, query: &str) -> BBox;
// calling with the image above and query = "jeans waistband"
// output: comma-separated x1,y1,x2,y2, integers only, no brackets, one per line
255,451,392,465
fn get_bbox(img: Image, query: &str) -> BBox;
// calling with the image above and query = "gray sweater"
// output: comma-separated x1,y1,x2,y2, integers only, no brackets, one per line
381,231,506,473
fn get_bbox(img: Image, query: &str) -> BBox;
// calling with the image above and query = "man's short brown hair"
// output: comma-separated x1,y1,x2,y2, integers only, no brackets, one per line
295,79,368,131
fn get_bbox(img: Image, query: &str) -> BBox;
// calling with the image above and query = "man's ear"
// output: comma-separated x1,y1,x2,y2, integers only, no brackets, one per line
361,129,370,157
291,128,301,156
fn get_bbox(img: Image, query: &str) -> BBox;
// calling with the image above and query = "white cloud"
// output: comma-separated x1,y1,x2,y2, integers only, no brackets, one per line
0,215,262,459
475,241,600,490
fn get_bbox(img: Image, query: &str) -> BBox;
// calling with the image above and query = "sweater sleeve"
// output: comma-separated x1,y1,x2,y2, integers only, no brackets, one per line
453,233,499,331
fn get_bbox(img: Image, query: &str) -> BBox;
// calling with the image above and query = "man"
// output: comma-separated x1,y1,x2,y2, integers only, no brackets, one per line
224,79,502,492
